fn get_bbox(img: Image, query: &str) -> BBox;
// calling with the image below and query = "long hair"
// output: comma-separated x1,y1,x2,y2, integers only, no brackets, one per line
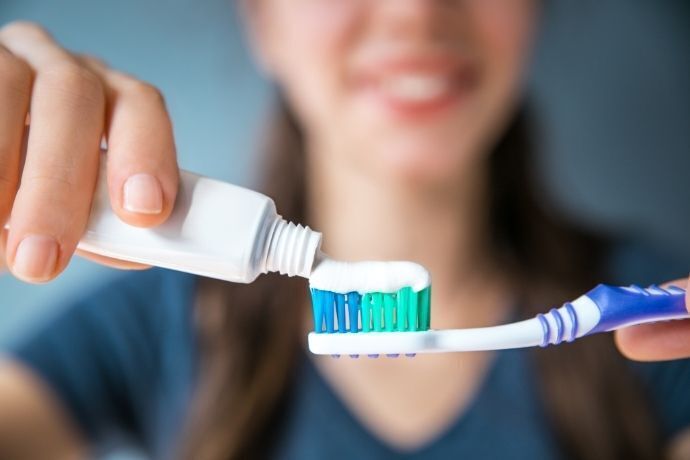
180,101,662,459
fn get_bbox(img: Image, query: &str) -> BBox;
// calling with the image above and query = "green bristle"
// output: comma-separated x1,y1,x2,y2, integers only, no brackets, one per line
396,287,410,331
419,286,431,330
407,289,419,331
383,293,396,331
361,293,372,332
372,293,383,331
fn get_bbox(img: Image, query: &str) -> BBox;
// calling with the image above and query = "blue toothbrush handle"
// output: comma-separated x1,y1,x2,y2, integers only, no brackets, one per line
536,284,688,347
586,284,688,334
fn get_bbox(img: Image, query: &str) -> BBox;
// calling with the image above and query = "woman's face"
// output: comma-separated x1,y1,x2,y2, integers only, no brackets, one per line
250,0,538,184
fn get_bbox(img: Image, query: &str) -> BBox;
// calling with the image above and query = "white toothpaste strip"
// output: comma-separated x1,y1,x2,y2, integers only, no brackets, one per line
308,256,431,294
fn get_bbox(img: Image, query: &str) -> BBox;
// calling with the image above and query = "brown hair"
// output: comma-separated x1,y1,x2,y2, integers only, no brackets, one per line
180,101,662,460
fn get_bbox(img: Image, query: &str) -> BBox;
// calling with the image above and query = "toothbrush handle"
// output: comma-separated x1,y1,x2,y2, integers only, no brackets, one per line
586,284,688,334
537,284,688,347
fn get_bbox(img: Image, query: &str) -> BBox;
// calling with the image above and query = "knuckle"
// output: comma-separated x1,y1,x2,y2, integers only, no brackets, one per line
40,62,104,106
22,160,83,193
78,53,108,70
123,79,165,106
0,47,32,95
0,172,18,192
22,170,78,192
0,21,52,41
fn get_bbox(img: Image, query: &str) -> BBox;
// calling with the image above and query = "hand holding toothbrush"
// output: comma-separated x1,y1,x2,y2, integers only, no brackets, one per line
0,22,180,282
616,276,690,361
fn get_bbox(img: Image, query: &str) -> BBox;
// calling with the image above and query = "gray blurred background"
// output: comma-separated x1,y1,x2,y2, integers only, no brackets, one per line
0,0,688,385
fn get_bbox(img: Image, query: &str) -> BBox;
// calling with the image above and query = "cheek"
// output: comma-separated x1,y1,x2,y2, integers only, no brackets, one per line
470,1,537,109
267,1,362,129
280,0,358,42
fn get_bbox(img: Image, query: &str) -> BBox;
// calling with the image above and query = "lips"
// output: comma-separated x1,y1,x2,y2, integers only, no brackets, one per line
352,55,476,118
380,74,451,103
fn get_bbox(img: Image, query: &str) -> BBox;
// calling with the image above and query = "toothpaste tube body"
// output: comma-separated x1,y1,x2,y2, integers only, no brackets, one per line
78,165,321,283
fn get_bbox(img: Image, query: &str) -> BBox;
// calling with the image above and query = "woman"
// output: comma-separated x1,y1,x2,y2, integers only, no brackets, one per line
0,2,689,459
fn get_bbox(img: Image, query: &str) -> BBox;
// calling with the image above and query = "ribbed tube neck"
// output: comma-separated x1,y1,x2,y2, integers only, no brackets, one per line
265,218,321,278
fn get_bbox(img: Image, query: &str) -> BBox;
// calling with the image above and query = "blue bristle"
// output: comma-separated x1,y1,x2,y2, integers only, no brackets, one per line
335,294,346,332
323,291,336,333
310,289,324,333
347,292,361,332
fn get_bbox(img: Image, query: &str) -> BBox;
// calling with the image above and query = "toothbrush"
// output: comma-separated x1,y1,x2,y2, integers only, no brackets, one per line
307,284,688,356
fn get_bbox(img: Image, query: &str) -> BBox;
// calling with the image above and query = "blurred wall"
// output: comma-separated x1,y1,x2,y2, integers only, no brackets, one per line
1,0,689,348
529,0,690,256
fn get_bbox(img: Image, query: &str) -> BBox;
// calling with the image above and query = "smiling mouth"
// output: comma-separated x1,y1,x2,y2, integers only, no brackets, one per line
354,57,477,118
380,74,451,103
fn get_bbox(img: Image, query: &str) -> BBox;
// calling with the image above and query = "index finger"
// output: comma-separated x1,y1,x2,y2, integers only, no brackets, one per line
1,24,105,282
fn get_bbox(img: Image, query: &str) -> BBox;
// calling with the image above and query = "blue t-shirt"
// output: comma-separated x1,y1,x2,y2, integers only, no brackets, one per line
7,268,690,459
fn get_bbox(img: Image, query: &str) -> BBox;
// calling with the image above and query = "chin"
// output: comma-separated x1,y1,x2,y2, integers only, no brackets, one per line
371,147,473,187
366,132,479,186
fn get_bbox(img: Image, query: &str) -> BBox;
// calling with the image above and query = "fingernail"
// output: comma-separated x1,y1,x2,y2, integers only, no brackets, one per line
13,235,59,282
123,174,163,215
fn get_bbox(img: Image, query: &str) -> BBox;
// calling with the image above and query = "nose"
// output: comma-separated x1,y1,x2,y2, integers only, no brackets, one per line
373,0,458,41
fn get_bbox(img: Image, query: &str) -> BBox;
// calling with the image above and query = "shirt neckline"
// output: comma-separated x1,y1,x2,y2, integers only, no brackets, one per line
302,349,507,457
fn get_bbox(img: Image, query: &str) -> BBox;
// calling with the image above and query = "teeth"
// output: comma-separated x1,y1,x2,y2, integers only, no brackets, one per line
381,75,449,101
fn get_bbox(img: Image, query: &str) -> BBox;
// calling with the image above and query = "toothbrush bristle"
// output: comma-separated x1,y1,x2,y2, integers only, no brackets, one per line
310,285,431,334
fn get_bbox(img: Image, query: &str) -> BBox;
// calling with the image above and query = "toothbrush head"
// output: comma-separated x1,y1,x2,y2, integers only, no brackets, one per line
306,256,432,358
310,286,431,333
308,285,431,358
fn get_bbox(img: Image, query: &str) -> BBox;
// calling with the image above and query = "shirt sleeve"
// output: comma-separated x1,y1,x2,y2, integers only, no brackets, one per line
5,268,198,451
